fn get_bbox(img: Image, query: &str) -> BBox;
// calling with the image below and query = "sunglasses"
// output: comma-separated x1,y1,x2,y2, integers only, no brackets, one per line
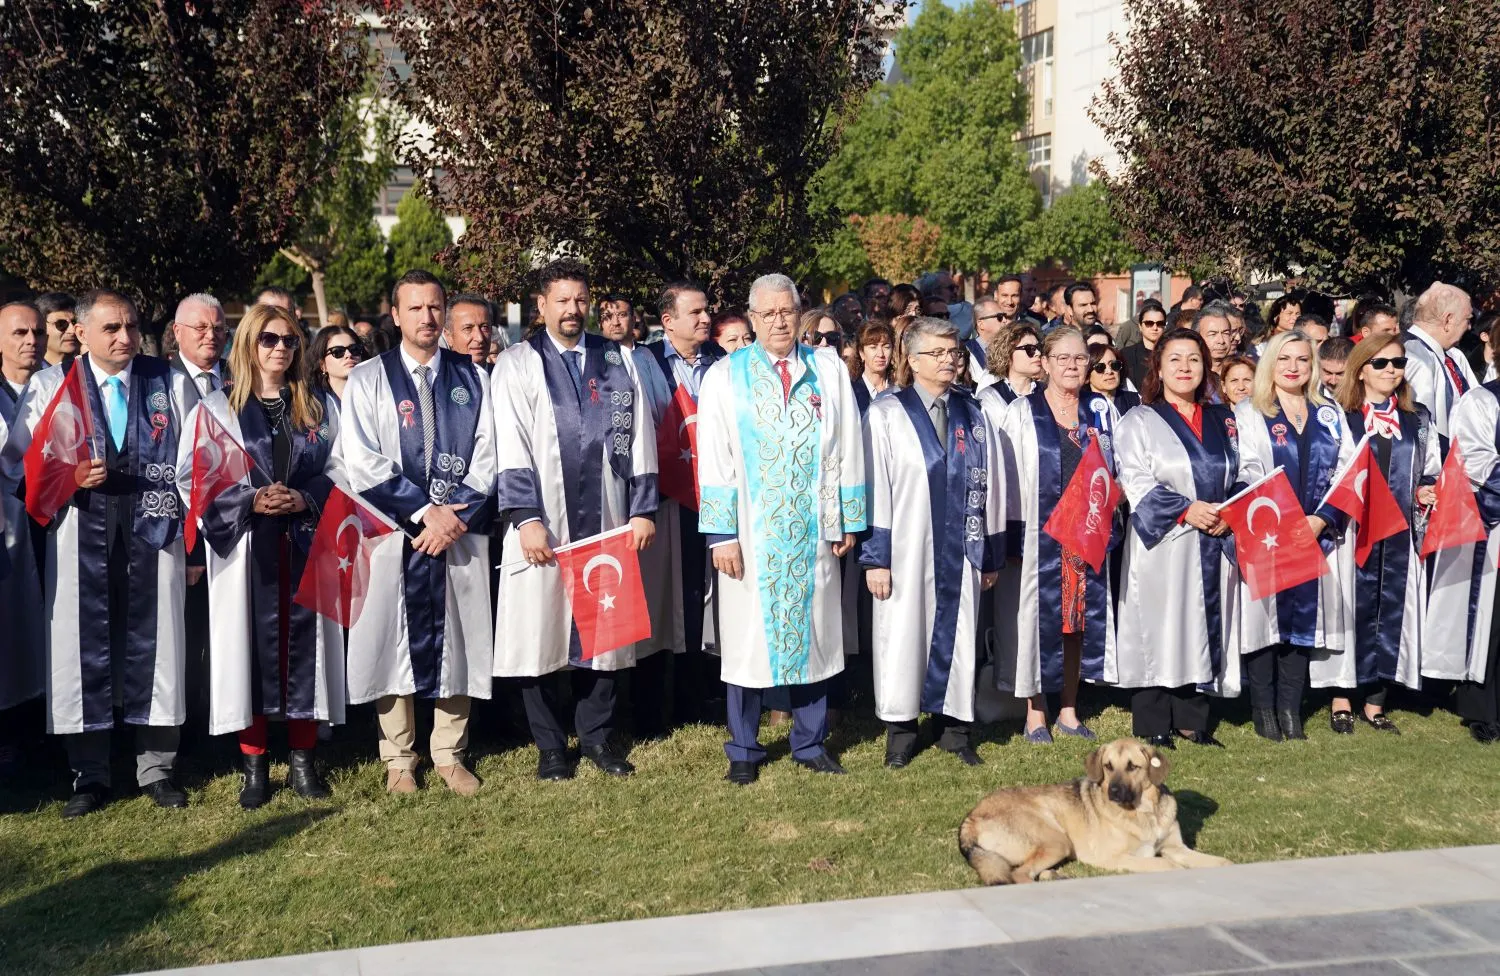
257,332,301,350
1367,356,1408,370
1141,318,1166,328
1091,361,1125,374
1015,343,1041,357
811,331,843,347
50,317,76,333
325,344,365,360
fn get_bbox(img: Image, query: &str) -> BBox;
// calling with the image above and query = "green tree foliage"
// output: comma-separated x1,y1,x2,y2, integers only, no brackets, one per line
324,217,391,315
386,0,902,301
0,1,365,319
1095,0,1500,292
848,214,943,283
1025,181,1143,278
814,1,1039,280
387,186,453,283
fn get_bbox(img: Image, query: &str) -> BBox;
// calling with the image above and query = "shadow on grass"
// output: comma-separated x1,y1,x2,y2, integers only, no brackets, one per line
1172,788,1219,848
0,810,335,976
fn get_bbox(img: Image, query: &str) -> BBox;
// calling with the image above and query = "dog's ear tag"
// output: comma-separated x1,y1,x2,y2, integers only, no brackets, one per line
1149,757,1162,767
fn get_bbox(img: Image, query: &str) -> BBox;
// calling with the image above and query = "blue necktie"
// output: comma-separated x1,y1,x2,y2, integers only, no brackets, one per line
103,376,128,451
564,350,584,402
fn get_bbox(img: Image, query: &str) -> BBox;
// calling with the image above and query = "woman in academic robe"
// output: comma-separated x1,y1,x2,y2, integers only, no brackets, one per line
1233,330,1356,742
861,317,1006,767
848,322,895,416
1087,344,1140,421
978,322,1044,401
1440,328,1500,743
994,326,1118,743
1323,337,1438,735
308,325,366,410
177,304,343,808
1111,328,1238,749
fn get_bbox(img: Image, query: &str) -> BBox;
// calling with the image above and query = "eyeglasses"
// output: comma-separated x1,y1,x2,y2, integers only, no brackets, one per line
912,348,963,362
325,344,365,360
1141,318,1167,329
810,331,843,347
1014,343,1041,357
977,314,1004,323
1091,361,1125,374
257,332,301,350
50,317,77,333
1050,354,1092,366
179,322,228,337
1367,357,1408,370
751,308,798,323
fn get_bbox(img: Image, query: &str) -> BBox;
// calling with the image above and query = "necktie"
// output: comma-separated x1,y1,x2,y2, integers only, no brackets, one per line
197,370,217,397
414,364,435,477
930,397,948,450
1363,399,1403,440
1443,355,1469,396
776,359,792,404
564,350,584,402
103,375,128,451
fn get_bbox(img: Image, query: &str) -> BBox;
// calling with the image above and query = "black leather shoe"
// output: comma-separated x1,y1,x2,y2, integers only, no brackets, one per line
1278,709,1306,741
288,750,331,799
884,748,915,769
794,752,847,775
1145,733,1176,749
725,760,760,786
1469,722,1500,744
145,778,188,809
581,743,635,777
1178,730,1225,748
1252,708,1283,742
61,784,110,819
948,746,984,767
1330,710,1355,735
1361,712,1400,735
239,753,271,810
536,748,575,781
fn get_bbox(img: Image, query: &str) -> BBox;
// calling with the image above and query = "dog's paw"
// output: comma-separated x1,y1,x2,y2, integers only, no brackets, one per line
1036,869,1060,881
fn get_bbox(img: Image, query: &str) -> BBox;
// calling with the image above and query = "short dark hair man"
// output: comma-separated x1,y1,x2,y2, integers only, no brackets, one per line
35,291,79,369
445,293,496,369
1064,282,1099,330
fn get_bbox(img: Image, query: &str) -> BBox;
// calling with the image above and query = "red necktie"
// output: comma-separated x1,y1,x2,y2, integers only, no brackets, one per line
776,359,792,404
1443,355,1469,396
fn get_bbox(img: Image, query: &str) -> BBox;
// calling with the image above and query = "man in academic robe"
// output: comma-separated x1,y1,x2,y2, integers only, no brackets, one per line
342,269,497,796
0,301,47,771
491,259,658,781
1403,282,1477,452
3,290,192,817
445,294,498,373
36,292,80,370
862,316,1005,768
966,298,1006,387
167,293,232,732
697,273,866,785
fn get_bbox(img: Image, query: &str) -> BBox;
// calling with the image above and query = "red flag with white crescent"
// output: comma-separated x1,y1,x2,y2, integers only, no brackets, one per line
1042,435,1121,573
553,525,652,661
655,383,699,509
184,407,255,553
23,363,97,525
293,486,396,627
1219,468,1329,600
1420,442,1488,557
1322,439,1408,567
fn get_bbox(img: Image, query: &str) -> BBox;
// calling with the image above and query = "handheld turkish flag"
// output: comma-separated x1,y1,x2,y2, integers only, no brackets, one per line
293,486,396,627
183,407,255,553
656,383,699,509
554,525,652,661
1219,468,1329,600
1042,436,1121,572
1420,442,1488,557
23,363,97,525
1322,436,1408,567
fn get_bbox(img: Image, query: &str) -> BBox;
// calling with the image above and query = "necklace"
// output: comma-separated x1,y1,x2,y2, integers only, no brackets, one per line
1280,394,1307,431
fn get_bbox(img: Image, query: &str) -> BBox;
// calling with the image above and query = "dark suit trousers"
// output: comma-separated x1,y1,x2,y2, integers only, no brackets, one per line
519,670,618,751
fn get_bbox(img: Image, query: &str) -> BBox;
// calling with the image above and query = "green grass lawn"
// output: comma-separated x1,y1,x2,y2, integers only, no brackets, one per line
1,694,1498,976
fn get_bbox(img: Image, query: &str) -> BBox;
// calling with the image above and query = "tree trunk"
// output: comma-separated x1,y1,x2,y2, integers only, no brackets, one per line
310,270,329,330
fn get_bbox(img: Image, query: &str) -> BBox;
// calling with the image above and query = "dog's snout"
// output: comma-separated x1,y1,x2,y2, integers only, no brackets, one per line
1107,779,1136,806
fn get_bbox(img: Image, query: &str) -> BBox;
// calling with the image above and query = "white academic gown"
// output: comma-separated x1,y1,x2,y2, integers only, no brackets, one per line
340,351,496,703
0,382,44,710
1426,383,1500,683
1109,403,1241,696
1403,328,1477,445
3,357,189,732
977,384,1027,688
491,334,658,676
1232,398,1357,687
862,387,1006,723
696,343,866,688
623,344,681,657
175,392,346,734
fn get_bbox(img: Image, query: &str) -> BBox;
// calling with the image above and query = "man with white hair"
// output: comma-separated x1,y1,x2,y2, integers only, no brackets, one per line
696,273,867,784
1402,282,1477,450
170,293,231,408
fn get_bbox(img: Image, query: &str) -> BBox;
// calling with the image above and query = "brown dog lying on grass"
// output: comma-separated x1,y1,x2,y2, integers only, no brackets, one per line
958,738,1233,884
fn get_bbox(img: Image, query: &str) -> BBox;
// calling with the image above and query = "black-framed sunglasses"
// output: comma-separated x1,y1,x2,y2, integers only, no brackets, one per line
1015,343,1041,357
1091,361,1125,375
257,332,301,350
325,343,365,360
50,317,76,333
1141,318,1167,329
811,331,843,347
1367,356,1408,370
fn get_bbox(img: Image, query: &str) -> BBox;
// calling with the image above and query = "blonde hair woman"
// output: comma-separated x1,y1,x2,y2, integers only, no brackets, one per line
1232,329,1356,742
177,304,343,809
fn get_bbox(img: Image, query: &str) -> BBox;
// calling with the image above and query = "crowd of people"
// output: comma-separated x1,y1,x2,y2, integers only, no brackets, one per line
0,260,1497,821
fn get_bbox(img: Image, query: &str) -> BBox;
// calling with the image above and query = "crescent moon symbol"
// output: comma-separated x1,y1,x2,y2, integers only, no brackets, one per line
335,515,363,562
679,414,698,437
1246,496,1281,534
582,554,623,593
51,402,85,454
1087,467,1110,498
1353,470,1369,502
196,435,223,482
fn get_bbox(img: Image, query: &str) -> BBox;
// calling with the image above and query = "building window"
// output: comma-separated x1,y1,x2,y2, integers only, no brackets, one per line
1023,135,1052,207
377,166,416,217
1021,29,1053,66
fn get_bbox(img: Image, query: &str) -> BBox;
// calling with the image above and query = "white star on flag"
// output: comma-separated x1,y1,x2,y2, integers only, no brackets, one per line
599,592,616,611
41,442,56,460
679,449,693,462
1261,533,1279,550
337,555,351,573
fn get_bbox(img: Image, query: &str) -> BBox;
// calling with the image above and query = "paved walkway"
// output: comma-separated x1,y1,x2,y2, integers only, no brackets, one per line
150,845,1500,976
